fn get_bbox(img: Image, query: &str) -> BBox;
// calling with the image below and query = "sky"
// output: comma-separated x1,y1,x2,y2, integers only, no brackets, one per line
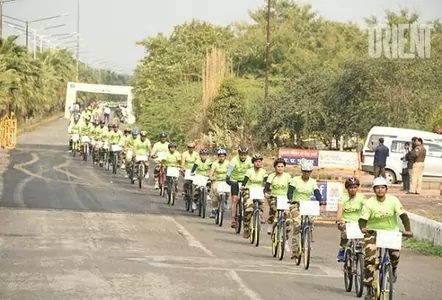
3,0,441,75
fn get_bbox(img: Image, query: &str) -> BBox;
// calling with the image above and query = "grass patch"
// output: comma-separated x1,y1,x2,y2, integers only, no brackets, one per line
402,237,442,257
18,113,64,135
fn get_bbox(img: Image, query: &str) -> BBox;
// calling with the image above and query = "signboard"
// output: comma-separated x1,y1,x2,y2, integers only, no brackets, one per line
308,181,343,212
279,148,359,170
279,148,319,166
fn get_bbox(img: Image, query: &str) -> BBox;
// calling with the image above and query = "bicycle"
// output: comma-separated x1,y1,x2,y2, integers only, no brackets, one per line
71,134,80,157
294,200,320,270
110,144,122,174
183,170,194,212
133,155,148,189
234,182,244,234
342,221,364,298
192,174,208,218
369,230,407,300
166,166,180,206
81,135,90,161
215,181,231,227
248,187,265,247
271,196,290,260
155,153,168,197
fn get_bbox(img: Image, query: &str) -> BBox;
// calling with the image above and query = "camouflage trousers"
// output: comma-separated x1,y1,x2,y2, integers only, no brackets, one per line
243,189,264,228
364,232,400,286
338,223,364,249
268,196,301,252
210,181,230,209
193,184,211,204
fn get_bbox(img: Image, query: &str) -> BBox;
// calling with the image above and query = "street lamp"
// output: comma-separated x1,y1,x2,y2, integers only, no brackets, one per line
0,0,18,37
3,12,69,47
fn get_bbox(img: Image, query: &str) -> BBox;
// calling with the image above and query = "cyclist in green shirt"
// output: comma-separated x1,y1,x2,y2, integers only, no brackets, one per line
190,148,212,211
208,148,229,218
180,141,198,199
162,142,181,198
241,154,267,239
108,124,123,167
123,129,140,177
264,158,292,239
68,113,81,152
132,131,151,179
150,131,169,189
336,176,366,262
226,145,253,228
359,177,412,300
287,158,324,259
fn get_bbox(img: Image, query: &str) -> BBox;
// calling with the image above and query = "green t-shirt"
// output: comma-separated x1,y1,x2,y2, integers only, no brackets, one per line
194,158,212,176
266,172,292,196
152,141,169,154
339,192,366,222
98,127,108,140
80,123,93,136
360,195,406,231
211,160,230,181
290,176,319,202
182,150,198,169
70,122,81,134
244,167,267,188
134,140,151,155
164,151,181,167
109,130,123,144
126,135,139,149
229,155,253,181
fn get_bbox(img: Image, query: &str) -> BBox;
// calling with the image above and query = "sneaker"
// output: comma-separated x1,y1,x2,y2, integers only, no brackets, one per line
144,173,149,179
121,165,125,169
154,181,159,189
337,249,345,262
267,224,273,235
207,195,211,201
364,287,374,300
210,209,217,218
192,202,197,210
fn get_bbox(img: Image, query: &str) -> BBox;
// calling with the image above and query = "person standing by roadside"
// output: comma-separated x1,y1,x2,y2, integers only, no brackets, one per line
401,142,411,192
373,138,389,178
408,138,426,195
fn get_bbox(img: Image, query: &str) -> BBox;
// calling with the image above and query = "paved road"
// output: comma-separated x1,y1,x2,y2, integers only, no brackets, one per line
0,119,441,299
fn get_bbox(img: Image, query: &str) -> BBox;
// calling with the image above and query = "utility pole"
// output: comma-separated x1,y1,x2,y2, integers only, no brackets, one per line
264,0,271,99
76,0,80,81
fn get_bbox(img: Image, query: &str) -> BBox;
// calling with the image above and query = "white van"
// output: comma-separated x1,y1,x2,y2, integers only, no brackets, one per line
362,127,442,183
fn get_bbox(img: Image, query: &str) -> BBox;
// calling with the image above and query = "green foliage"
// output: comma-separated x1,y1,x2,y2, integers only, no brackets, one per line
132,3,442,149
0,35,125,124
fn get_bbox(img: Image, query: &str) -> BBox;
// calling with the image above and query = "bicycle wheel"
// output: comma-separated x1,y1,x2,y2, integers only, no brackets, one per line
201,188,206,219
250,211,255,244
217,194,225,226
112,153,118,174
277,220,286,260
171,180,176,206
235,200,242,234
344,248,353,292
303,226,311,270
355,252,364,298
381,264,394,300
167,178,172,204
138,164,144,189
271,224,278,258
83,144,88,161
253,209,260,247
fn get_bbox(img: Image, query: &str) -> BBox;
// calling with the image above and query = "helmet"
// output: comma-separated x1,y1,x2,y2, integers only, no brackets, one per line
124,128,131,133
187,141,196,148
85,116,90,121
252,154,263,163
238,145,249,154
345,176,360,189
131,129,140,135
373,177,388,188
300,158,314,171
73,114,80,120
100,120,105,124
159,131,168,138
199,148,209,155
217,148,227,156
107,124,113,128
273,158,286,168
140,130,148,137
168,142,177,148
